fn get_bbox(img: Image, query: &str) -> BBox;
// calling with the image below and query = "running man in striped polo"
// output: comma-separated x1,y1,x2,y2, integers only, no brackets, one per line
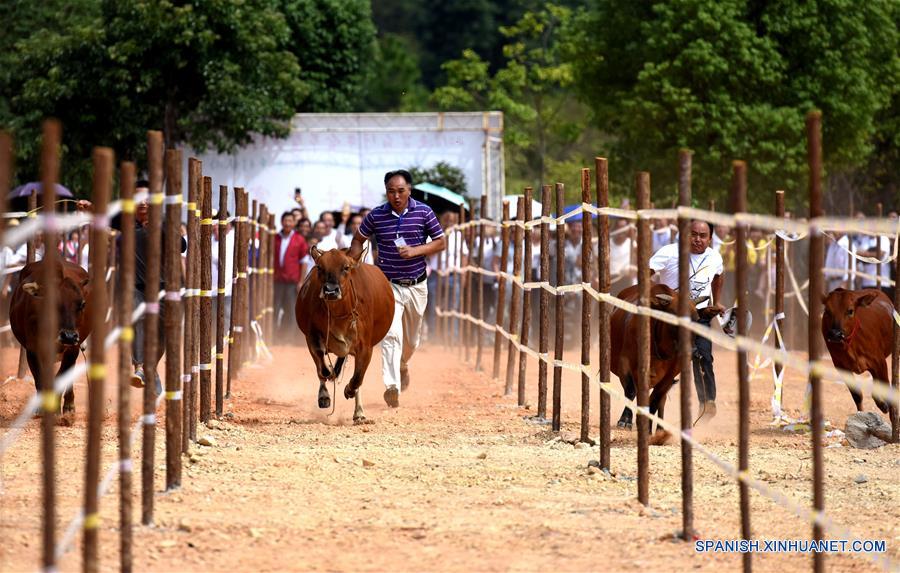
348,169,447,407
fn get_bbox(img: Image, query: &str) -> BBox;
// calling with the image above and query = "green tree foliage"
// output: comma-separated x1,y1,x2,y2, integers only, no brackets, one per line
280,0,376,112
431,4,599,200
571,0,899,210
408,162,468,195
1,0,376,193
361,34,430,112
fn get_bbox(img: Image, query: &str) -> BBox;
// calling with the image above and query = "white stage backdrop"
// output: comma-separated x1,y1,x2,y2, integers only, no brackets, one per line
185,112,505,221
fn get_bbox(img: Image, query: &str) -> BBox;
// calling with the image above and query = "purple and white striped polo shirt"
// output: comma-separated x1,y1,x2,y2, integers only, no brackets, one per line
358,197,444,281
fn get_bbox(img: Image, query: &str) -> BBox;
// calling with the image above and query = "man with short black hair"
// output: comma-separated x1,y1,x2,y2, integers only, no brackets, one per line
648,220,725,422
349,169,446,407
274,211,308,335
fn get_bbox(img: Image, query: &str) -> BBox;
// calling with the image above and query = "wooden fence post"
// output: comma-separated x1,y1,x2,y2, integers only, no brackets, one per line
84,146,113,573
775,191,786,416
505,197,524,395
475,195,487,371
807,111,826,573
580,169,593,443
732,160,752,573
517,187,533,406
164,148,184,490
596,158,611,470
677,150,694,540
635,171,651,506
552,184,566,432
200,178,213,423
116,161,136,572
142,131,164,523
538,185,551,420
183,157,200,450
215,186,228,416
492,202,510,378
37,119,61,572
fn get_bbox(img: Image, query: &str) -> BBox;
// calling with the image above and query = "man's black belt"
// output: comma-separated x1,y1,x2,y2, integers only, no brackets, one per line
389,273,427,287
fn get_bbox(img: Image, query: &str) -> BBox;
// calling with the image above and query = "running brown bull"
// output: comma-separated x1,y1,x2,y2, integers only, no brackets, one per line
611,283,704,444
296,247,394,423
10,260,93,413
821,288,892,413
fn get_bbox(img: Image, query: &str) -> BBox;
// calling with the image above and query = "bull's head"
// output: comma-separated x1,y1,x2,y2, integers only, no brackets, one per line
822,288,878,343
310,246,360,301
21,276,90,347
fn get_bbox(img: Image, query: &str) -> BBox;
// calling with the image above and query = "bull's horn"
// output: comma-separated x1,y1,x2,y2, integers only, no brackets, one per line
310,246,323,262
22,282,42,297
655,293,673,302
694,295,709,305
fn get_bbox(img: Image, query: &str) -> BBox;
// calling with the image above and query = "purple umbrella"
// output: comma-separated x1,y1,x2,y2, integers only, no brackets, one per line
9,182,73,199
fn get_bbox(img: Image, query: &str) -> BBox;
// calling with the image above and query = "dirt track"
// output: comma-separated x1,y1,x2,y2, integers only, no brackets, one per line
1,340,898,572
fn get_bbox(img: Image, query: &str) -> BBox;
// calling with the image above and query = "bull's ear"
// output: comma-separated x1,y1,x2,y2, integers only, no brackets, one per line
855,292,879,307
349,247,362,265
310,246,322,262
22,282,42,297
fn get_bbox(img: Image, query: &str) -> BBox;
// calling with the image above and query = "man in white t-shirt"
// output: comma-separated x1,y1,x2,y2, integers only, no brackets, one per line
649,220,725,422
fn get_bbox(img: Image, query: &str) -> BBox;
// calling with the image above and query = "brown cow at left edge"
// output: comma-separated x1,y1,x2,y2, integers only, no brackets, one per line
10,260,93,414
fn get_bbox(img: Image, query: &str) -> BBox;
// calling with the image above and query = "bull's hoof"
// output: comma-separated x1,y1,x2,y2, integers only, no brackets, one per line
318,395,331,409
344,385,357,400
353,416,373,426
617,420,632,430
649,430,673,446
383,386,399,408
62,404,75,415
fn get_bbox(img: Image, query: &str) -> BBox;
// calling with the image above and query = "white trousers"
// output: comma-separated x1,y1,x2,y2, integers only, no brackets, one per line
381,282,428,389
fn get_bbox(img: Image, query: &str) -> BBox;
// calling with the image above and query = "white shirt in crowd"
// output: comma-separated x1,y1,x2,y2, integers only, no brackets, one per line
211,229,235,297
609,237,632,279
651,227,673,254
824,235,849,289
852,234,890,287
278,230,294,266
316,232,340,252
648,243,724,309
436,230,469,271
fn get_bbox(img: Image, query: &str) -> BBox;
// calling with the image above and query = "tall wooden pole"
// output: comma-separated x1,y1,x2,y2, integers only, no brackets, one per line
140,134,162,522
189,178,202,439
164,148,184,490
807,111,825,573
505,197,524,395
596,158,611,469
732,161,752,573
116,161,136,573
580,169,593,443
142,131,164,523
537,185,551,420
775,191,786,416
38,119,61,573
200,178,213,423
475,195,487,371
552,184,566,432
464,200,475,362
215,186,228,416
635,172,651,506
83,146,113,573
457,204,467,351
677,150,694,539
517,188,533,406
492,202,510,378
183,158,200,450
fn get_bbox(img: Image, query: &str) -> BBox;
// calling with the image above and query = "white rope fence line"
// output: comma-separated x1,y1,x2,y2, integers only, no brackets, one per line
54,339,221,562
436,300,898,572
450,204,900,243
438,262,900,409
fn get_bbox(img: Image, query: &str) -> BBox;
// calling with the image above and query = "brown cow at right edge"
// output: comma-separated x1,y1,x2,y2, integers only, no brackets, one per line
821,288,892,413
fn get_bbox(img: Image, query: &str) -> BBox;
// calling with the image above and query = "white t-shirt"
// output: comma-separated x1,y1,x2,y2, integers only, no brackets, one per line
648,243,723,309
852,235,890,287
